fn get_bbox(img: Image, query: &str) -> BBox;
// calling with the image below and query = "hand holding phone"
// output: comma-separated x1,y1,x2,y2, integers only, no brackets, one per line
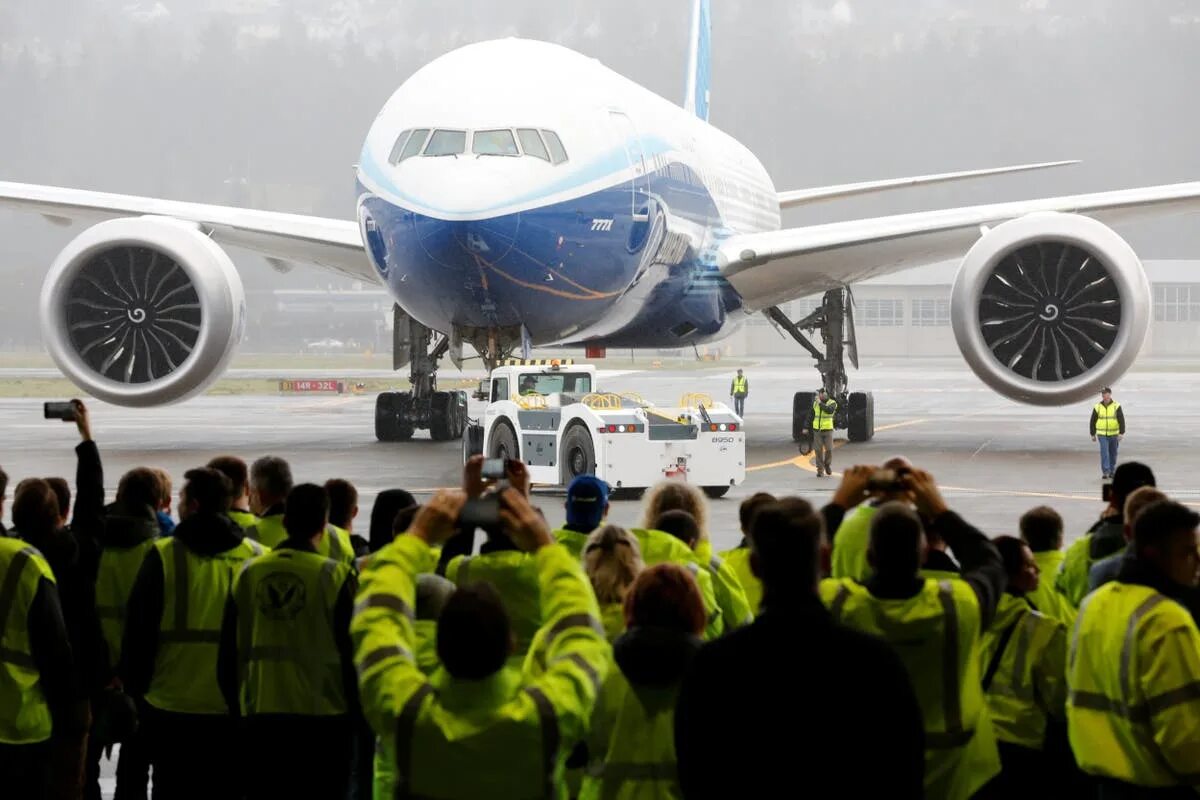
44,401,76,422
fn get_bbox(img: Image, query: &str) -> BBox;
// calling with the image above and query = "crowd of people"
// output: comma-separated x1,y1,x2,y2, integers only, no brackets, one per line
2,400,1199,799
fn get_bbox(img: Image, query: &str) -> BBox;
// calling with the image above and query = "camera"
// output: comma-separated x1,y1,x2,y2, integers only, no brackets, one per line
44,401,77,422
867,467,908,493
459,458,518,532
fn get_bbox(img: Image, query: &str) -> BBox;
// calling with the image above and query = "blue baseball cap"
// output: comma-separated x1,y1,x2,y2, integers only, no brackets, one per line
565,475,610,530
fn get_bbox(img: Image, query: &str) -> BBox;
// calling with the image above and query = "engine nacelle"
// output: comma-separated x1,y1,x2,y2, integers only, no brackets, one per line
950,213,1150,406
40,217,245,407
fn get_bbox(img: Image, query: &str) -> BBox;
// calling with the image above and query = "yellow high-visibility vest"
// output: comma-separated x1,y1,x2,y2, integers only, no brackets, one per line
1094,401,1121,436
0,539,56,744
812,399,836,431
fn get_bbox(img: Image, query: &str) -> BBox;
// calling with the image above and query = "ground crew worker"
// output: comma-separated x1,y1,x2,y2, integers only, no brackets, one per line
208,455,257,530
729,368,748,417
553,475,610,559
583,525,644,641
0,528,84,796
1067,500,1200,794
579,564,702,799
829,458,911,581
718,492,776,616
246,455,293,547
120,467,266,799
325,477,368,555
1087,486,1168,595
1090,386,1125,480
641,481,750,631
1058,461,1155,606
803,388,837,477
218,483,358,799
351,487,609,800
819,470,1006,800
1017,506,1076,626
982,537,1069,795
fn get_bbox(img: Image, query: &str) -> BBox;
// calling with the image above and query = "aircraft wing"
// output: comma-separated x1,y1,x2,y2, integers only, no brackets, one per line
776,160,1078,209
722,180,1200,311
0,181,373,282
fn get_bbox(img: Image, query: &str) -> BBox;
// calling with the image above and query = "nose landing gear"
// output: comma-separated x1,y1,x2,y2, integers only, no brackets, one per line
375,305,468,442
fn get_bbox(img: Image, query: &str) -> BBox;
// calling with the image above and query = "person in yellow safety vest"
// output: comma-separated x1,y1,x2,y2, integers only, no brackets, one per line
981,536,1071,796
119,467,267,800
829,458,912,581
1090,386,1126,480
676,494,926,798
641,481,751,631
582,525,644,641
803,388,838,477
579,564,703,799
819,469,1006,800
0,524,86,795
718,492,776,617
1017,506,1077,626
1068,499,1200,795
352,487,610,800
1058,462,1156,606
207,455,258,530
553,475,611,560
325,477,370,557
246,455,293,548
729,368,748,417
217,483,359,799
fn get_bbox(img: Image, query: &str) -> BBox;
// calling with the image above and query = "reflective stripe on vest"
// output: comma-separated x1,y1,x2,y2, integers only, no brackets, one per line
1094,402,1121,436
812,400,836,431
0,542,54,744
585,760,678,782
235,551,348,716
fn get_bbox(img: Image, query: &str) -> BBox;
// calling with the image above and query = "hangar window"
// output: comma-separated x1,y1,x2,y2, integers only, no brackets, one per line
860,299,904,327
911,298,950,327
1154,284,1200,322
424,129,467,156
541,130,568,165
398,129,430,161
473,129,520,156
517,129,550,161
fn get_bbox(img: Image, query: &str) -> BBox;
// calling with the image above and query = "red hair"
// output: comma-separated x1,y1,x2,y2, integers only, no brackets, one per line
623,563,705,635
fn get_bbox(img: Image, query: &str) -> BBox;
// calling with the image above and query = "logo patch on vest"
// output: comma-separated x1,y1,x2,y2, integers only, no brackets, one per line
257,572,307,621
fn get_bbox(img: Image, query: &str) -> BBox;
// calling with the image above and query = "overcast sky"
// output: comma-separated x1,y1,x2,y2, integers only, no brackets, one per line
2,0,1199,343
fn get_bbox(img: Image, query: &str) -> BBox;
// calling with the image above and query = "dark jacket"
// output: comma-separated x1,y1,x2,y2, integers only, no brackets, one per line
216,537,360,720
865,510,1007,628
119,512,247,699
614,626,701,688
803,397,838,430
675,594,925,799
27,572,87,737
1089,401,1126,436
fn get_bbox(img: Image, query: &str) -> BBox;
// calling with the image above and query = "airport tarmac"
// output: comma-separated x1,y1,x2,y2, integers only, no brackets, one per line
3,355,1193,551
8,354,1193,797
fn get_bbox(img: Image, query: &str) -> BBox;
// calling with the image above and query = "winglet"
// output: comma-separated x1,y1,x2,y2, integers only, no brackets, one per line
683,0,711,121
777,160,1081,209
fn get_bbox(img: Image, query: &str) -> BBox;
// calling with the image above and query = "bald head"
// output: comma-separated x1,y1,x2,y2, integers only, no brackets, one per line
868,501,927,577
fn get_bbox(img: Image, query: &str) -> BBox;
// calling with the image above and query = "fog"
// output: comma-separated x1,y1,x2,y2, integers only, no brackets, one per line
3,0,1199,348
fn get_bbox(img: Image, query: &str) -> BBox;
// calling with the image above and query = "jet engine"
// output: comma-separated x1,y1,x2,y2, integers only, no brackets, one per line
40,217,245,407
950,212,1150,406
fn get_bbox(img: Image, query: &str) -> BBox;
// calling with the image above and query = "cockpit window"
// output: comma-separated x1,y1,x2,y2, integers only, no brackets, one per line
473,129,519,156
517,129,550,161
399,129,430,161
389,130,412,164
541,130,568,165
424,129,466,156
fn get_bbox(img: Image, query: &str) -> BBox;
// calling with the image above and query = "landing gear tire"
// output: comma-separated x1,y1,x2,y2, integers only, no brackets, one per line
847,391,874,443
792,391,815,444
611,487,644,501
703,485,731,499
375,392,414,442
489,422,519,462
560,425,596,481
430,390,467,441
463,422,484,462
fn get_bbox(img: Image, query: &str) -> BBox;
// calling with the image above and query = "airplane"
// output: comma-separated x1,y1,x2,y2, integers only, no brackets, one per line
3,0,1200,449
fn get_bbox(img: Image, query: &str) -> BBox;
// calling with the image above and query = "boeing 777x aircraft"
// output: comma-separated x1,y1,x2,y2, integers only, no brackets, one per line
3,0,1199,447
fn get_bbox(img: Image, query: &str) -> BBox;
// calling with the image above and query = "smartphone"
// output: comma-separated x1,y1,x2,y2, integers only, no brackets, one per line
44,401,76,422
481,458,507,480
1102,482,1113,503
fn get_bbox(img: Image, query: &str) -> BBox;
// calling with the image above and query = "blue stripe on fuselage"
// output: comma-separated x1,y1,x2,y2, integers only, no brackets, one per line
355,160,744,347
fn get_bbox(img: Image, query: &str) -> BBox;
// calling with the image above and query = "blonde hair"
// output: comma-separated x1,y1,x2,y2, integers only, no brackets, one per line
1124,486,1168,526
639,480,709,541
584,524,644,605
152,468,173,509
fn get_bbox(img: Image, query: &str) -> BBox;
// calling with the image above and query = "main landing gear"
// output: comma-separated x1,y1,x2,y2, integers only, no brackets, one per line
764,288,875,451
375,305,468,442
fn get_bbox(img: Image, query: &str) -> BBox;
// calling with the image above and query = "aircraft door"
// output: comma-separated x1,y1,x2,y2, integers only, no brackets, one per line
608,110,650,221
